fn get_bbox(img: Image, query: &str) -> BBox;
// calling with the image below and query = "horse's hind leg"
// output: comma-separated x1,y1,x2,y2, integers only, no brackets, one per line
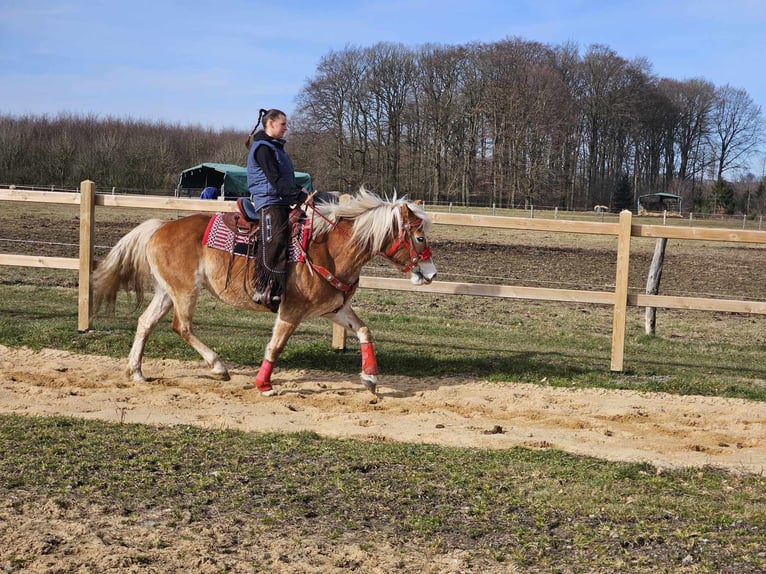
170,291,230,381
128,290,173,381
326,305,378,395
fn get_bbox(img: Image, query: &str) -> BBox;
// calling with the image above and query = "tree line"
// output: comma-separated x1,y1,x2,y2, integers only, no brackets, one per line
0,113,246,192
292,40,765,214
1,39,765,213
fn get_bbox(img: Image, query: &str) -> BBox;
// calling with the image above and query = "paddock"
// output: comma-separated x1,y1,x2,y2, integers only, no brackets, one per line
2,184,766,572
2,181,766,373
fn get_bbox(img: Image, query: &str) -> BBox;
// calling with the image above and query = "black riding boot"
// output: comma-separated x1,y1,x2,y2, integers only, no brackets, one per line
254,205,290,312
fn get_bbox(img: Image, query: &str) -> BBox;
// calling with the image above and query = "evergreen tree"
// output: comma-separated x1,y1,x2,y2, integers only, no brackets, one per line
711,178,735,214
613,174,634,212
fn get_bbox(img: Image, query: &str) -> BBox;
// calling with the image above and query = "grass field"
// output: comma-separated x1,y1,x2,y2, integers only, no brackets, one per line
1,199,765,572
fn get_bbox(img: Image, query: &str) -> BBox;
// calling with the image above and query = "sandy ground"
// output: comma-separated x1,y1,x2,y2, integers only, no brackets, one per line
2,344,764,475
1,345,765,573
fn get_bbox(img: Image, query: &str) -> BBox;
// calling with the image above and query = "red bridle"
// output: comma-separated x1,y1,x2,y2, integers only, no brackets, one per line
379,218,433,273
299,203,432,291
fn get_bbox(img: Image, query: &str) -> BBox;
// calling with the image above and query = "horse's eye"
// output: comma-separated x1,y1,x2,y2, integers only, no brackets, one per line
416,236,425,243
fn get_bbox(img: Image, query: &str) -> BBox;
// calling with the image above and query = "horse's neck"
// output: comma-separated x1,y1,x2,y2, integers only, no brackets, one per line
314,220,371,280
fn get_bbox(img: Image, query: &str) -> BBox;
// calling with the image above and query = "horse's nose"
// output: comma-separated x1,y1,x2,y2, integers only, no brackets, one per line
420,258,437,279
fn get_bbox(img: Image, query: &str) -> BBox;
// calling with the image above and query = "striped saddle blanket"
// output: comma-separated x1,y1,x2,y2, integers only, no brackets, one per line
202,213,305,262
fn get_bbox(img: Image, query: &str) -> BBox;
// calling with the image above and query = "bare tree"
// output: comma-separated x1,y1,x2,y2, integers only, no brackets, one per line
658,78,715,185
364,43,417,193
414,44,471,203
579,45,651,207
709,84,764,181
295,46,371,191
629,73,678,195
0,115,31,184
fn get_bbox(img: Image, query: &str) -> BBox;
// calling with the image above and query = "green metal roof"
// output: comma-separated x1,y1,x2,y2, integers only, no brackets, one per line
177,162,313,198
638,192,681,200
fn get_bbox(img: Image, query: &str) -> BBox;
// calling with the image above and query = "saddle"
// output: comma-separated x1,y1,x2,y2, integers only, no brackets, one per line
217,197,260,239
203,197,310,261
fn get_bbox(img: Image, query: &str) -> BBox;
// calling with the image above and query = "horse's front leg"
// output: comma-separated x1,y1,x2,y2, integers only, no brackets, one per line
326,305,378,395
255,316,299,396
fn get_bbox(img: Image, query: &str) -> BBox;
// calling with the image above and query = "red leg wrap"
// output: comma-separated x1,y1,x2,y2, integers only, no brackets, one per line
255,359,274,392
360,342,379,375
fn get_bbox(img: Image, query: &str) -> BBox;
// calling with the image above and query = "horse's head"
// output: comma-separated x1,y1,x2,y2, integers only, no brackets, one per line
313,188,437,285
382,200,437,285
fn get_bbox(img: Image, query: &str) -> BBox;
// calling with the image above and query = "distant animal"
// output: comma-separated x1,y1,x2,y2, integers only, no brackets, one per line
593,205,609,213
91,188,437,396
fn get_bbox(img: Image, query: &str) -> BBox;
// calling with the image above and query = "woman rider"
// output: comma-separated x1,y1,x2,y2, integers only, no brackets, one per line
245,108,309,311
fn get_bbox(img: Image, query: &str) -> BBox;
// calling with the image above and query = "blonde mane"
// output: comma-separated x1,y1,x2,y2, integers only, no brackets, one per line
311,187,431,252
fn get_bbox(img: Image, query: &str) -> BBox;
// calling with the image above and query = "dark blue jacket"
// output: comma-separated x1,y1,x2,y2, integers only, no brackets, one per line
246,132,305,212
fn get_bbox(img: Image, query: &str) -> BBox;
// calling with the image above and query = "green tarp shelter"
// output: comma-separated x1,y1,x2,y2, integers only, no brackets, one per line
177,162,313,199
637,192,682,213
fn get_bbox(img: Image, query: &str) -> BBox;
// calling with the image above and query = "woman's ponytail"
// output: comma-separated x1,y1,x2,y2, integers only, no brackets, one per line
245,108,280,149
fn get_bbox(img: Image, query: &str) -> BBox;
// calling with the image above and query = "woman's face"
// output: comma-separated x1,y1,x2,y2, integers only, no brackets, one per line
265,115,288,139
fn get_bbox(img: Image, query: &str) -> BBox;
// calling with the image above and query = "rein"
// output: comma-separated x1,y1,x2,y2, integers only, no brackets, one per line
296,200,356,295
297,201,431,294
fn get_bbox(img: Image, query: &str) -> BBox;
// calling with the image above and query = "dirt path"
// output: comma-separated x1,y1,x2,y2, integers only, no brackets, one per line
2,345,764,475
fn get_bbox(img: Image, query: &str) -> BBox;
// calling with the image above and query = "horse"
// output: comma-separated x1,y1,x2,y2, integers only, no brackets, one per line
91,188,437,396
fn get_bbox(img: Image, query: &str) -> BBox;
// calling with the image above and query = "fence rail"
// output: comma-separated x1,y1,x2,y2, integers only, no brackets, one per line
2,182,766,373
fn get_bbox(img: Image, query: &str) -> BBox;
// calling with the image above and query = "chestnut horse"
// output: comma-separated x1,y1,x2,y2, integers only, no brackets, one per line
92,188,437,396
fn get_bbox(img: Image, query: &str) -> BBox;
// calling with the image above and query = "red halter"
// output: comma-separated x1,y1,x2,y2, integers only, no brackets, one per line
379,218,433,273
298,203,432,291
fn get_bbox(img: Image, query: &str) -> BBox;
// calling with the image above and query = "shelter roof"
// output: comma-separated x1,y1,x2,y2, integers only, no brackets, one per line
638,192,681,199
177,162,313,198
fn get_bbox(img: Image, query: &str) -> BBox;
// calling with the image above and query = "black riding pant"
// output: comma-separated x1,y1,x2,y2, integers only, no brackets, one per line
255,204,290,298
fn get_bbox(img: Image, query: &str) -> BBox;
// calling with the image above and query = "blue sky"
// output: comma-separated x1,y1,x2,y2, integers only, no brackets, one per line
2,0,766,166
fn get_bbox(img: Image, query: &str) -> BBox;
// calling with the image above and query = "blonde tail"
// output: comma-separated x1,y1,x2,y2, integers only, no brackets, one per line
92,219,165,314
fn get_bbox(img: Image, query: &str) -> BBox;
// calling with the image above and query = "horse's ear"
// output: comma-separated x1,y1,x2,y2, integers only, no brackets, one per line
413,199,422,205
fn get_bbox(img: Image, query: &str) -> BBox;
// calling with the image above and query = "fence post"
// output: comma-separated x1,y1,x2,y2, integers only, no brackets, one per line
77,180,96,332
610,210,632,372
332,324,347,351
644,238,668,335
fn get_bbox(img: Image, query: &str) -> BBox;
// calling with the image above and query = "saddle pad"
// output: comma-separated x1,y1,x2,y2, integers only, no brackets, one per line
203,213,306,262
203,213,255,256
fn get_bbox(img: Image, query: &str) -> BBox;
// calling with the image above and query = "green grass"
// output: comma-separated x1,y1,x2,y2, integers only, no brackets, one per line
2,242,766,571
1,414,764,572
1,283,764,401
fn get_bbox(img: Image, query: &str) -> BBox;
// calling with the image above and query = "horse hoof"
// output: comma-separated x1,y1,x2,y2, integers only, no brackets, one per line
361,373,378,395
255,377,274,396
128,369,146,383
211,360,230,381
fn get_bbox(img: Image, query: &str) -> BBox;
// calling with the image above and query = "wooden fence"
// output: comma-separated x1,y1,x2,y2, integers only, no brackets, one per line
2,181,766,373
